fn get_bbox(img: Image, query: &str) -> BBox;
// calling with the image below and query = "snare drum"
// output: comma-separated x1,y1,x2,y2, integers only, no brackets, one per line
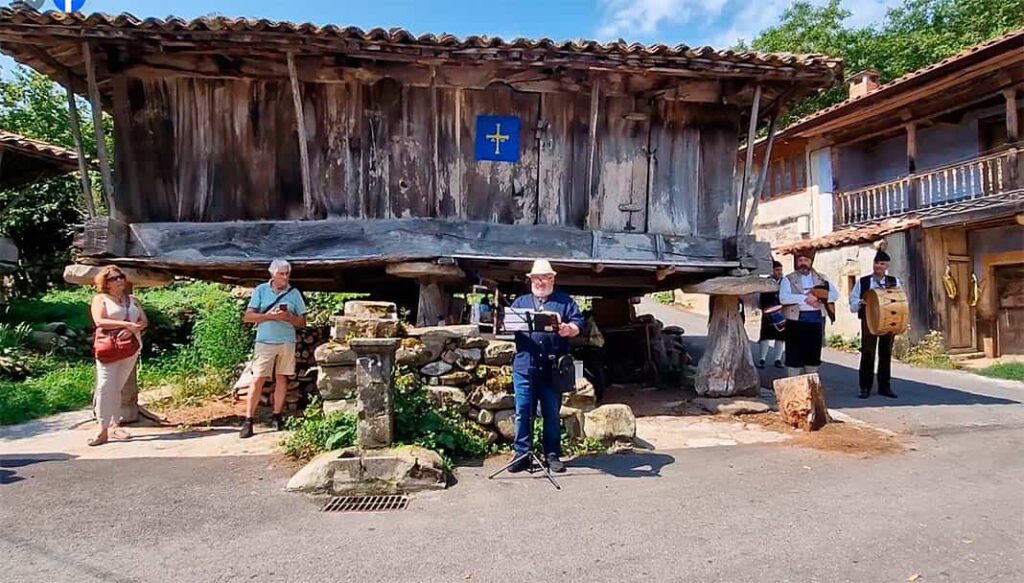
764,305,786,332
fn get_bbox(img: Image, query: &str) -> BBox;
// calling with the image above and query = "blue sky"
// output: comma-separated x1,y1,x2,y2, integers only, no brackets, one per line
31,0,902,48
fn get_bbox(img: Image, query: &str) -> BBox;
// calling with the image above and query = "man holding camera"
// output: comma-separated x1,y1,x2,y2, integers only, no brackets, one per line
508,260,585,474
240,259,307,439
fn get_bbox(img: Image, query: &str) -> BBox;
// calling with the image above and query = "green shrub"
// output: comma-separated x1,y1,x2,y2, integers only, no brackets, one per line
3,288,93,333
826,334,860,353
0,360,94,425
976,362,1024,382
304,292,368,327
895,331,958,370
282,398,357,459
531,417,607,458
651,291,675,305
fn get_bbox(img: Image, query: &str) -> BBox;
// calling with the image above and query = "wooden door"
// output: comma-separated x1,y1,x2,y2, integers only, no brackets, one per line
995,264,1024,355
537,92,589,228
947,258,974,350
589,96,651,233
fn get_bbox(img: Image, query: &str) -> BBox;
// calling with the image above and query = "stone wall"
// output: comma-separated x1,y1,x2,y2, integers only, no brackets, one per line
312,301,600,445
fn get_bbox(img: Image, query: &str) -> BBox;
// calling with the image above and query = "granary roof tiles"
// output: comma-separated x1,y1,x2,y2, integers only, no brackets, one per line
0,6,842,81
0,130,78,166
775,219,921,255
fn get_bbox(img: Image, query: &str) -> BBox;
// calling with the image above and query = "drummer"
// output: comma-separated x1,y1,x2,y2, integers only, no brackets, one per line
849,250,902,399
757,260,786,369
779,249,838,377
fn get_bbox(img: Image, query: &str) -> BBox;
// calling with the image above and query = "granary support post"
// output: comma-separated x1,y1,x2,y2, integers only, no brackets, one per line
684,276,779,397
64,74,96,218
385,261,467,327
81,42,114,214
287,51,316,218
736,84,762,236
743,111,780,235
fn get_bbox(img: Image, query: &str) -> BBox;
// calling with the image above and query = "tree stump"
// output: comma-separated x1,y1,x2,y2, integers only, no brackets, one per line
773,373,830,431
416,282,451,327
695,295,759,397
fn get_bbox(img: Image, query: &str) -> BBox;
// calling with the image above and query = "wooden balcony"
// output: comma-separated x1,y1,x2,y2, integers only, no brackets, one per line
834,148,1021,227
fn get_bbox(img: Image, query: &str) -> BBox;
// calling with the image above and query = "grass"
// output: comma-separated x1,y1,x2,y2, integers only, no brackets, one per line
826,334,860,353
0,360,95,425
975,362,1024,382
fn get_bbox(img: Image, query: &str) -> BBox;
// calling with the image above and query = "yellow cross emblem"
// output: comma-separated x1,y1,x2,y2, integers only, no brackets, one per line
486,124,510,155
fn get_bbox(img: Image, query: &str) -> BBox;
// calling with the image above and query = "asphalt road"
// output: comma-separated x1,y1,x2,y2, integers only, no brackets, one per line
1,301,1022,583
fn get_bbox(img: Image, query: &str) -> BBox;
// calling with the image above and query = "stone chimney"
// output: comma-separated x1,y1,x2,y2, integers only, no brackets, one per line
847,70,881,99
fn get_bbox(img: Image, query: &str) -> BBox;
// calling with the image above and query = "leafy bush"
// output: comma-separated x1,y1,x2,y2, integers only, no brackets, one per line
0,360,94,425
531,418,606,458
975,362,1024,382
651,291,675,306
826,334,860,353
894,331,958,370
282,398,357,459
304,292,368,328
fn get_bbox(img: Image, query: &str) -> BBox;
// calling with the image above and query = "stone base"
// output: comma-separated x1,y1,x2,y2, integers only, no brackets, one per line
692,397,770,416
286,446,447,496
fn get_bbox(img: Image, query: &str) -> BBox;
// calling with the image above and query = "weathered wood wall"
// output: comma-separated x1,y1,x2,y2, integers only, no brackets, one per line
111,73,741,237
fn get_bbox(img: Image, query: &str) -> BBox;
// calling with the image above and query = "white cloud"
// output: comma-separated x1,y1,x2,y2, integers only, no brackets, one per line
596,0,903,47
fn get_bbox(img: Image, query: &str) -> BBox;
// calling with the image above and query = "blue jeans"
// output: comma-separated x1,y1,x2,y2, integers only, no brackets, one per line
512,370,562,457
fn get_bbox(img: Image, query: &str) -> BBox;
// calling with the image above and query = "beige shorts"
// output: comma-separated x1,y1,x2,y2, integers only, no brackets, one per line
252,342,297,378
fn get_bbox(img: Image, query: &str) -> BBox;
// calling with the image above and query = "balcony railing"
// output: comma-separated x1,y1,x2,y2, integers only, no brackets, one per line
834,148,1020,227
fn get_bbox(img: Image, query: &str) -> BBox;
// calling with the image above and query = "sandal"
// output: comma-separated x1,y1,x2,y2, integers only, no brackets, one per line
87,435,109,447
110,427,131,439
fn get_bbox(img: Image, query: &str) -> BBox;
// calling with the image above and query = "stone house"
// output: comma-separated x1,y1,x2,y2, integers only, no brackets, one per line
746,30,1024,358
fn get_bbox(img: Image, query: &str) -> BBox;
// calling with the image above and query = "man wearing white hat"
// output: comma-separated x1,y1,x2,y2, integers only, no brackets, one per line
507,259,585,474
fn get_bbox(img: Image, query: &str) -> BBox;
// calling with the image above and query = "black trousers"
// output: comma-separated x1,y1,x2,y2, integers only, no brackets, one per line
859,319,893,392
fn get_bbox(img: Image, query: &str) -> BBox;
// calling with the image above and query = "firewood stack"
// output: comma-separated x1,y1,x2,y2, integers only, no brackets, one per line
232,327,328,412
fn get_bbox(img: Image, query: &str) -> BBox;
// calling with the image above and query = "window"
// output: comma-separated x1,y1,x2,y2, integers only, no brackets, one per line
761,153,808,200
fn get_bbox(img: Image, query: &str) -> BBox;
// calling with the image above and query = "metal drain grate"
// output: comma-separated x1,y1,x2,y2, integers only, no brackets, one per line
320,495,409,513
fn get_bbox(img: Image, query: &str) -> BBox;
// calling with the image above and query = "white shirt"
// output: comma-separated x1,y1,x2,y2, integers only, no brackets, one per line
779,273,839,312
849,274,903,313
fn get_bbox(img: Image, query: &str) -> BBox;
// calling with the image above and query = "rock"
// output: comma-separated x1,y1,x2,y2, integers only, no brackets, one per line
773,374,830,431
322,398,359,416
331,316,401,341
396,338,432,367
63,263,173,288
468,422,499,445
439,371,474,386
454,348,482,370
484,341,516,366
471,407,494,426
562,378,597,412
693,397,771,416
468,383,515,410
40,322,69,335
286,446,447,495
316,365,357,400
440,349,459,365
493,409,516,441
314,341,357,366
406,324,479,340
27,331,59,351
420,361,453,377
459,336,489,349
483,374,513,394
584,404,637,444
427,386,467,411
344,301,398,320
560,406,586,442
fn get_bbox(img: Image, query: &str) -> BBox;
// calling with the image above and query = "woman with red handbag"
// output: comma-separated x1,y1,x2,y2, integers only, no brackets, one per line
89,266,147,446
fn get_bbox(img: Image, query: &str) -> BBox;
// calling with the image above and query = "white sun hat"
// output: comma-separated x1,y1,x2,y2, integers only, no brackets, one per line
527,259,557,277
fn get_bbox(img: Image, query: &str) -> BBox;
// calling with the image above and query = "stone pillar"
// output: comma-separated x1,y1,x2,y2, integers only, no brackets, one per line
351,338,401,450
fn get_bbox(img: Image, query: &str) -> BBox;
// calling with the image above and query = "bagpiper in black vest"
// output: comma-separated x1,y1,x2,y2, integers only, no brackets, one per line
857,274,898,319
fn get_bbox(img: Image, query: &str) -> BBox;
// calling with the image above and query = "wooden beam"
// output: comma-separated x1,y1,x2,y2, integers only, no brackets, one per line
64,76,96,218
121,218,728,268
906,122,920,209
585,77,601,229
737,84,762,237
743,111,779,236
82,42,115,213
288,51,316,219
1005,87,1020,143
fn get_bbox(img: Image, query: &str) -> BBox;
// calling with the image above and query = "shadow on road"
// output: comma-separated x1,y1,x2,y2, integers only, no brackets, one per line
0,453,76,485
569,452,675,478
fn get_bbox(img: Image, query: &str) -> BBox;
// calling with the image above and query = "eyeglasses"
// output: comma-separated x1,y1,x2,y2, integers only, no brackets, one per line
109,274,126,282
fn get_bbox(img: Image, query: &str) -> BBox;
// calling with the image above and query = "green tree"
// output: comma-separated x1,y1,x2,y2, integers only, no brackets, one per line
747,0,1024,120
0,67,109,296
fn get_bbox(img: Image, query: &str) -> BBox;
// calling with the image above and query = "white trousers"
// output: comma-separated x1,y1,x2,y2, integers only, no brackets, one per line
94,352,140,427
758,339,786,363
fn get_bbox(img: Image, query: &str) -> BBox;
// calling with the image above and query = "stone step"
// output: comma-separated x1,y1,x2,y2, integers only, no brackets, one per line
950,351,986,362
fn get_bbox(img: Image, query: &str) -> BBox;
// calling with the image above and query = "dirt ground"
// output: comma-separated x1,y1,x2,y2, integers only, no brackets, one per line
737,411,906,457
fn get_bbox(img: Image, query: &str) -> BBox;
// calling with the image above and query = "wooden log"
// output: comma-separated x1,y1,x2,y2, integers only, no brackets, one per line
386,261,466,281
736,84,761,234
683,274,779,295
82,42,115,213
695,295,759,398
772,373,830,431
64,76,95,218
63,263,174,288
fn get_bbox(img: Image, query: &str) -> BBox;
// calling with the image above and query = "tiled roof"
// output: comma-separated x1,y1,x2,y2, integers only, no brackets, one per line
0,130,78,166
0,6,842,78
775,219,920,254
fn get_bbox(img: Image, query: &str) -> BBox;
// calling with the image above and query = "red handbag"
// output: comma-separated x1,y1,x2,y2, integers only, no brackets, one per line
93,296,141,364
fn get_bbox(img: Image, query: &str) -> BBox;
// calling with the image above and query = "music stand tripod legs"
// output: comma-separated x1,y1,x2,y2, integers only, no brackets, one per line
488,450,562,490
